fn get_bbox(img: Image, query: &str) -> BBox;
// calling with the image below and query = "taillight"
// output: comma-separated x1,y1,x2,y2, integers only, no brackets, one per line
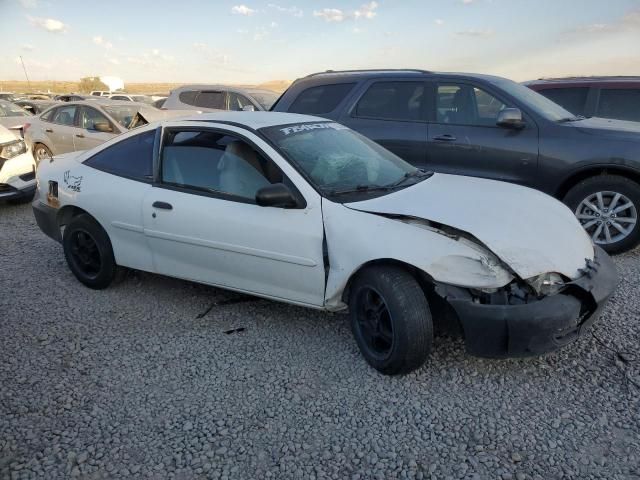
23,123,31,133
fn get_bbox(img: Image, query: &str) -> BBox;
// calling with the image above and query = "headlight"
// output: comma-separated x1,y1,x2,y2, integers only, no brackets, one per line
527,272,565,296
0,140,27,160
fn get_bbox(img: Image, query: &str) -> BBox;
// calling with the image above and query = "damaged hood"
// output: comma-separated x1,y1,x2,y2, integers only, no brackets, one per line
346,173,594,280
128,107,195,129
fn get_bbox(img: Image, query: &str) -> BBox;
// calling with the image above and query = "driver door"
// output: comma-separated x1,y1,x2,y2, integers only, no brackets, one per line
142,126,326,307
75,106,118,150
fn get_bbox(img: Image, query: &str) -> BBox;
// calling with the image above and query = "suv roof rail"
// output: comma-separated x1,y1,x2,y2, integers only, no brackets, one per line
305,68,432,77
535,75,640,82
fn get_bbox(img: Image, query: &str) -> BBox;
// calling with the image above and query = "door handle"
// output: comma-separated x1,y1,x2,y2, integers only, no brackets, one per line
152,201,173,210
45,129,53,133
433,134,457,142
75,134,85,138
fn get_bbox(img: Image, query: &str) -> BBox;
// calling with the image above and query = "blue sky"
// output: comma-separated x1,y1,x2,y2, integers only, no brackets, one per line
1,0,639,84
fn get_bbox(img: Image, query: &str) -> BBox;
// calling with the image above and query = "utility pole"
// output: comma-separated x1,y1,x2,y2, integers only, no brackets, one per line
19,56,32,91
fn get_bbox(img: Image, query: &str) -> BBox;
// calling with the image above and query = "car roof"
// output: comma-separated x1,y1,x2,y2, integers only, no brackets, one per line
293,69,512,85
176,111,329,129
170,84,268,96
524,76,640,87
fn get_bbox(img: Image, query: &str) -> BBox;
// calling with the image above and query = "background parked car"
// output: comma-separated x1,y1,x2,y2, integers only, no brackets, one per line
0,99,34,136
25,100,193,163
525,76,640,123
162,85,279,112
108,93,155,105
90,91,112,97
273,69,640,253
55,94,98,102
0,92,23,102
14,99,58,115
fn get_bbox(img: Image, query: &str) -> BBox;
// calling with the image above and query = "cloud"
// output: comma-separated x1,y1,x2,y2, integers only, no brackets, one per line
566,8,640,36
21,44,35,51
27,16,67,33
92,36,113,49
268,3,303,17
314,2,378,23
126,49,175,68
456,28,494,38
435,19,444,26
313,8,346,22
19,0,38,8
462,0,473,4
354,1,378,20
231,5,256,16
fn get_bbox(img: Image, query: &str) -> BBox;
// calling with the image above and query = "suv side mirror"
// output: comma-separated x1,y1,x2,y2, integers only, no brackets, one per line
93,122,113,133
256,183,298,208
496,108,525,129
242,105,256,112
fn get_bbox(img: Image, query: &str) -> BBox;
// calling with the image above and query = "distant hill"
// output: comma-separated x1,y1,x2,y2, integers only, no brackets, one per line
0,80,292,95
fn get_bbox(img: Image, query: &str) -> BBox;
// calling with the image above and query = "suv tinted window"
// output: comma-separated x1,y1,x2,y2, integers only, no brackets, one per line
355,82,425,121
538,87,589,116
161,130,283,201
84,130,155,181
180,91,226,109
289,83,355,115
596,88,640,122
436,84,507,126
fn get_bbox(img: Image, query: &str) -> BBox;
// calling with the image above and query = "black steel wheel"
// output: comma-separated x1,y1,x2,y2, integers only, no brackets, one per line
349,265,433,375
63,214,118,289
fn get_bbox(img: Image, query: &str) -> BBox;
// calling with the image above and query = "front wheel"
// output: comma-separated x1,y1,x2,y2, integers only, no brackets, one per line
63,214,119,289
349,266,433,375
33,143,53,165
564,175,640,254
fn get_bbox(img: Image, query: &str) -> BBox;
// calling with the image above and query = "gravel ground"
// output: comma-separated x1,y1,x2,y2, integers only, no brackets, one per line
1,201,639,480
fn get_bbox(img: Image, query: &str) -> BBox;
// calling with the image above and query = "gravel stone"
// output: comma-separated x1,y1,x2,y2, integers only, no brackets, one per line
1,202,639,479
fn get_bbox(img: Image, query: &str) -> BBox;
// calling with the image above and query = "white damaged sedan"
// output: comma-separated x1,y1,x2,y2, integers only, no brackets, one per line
32,112,618,374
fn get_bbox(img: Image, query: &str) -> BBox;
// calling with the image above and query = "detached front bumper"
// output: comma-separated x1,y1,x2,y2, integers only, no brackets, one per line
437,246,618,358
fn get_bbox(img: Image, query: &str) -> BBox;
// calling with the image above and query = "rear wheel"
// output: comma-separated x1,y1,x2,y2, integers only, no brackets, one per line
564,175,640,254
63,214,118,289
349,266,433,375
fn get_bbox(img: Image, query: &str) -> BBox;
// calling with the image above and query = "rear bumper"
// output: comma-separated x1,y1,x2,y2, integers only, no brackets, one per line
32,199,62,243
438,246,618,358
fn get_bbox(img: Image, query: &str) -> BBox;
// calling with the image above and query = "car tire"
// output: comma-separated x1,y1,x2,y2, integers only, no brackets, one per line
33,143,53,165
564,175,640,254
348,265,433,375
63,214,119,289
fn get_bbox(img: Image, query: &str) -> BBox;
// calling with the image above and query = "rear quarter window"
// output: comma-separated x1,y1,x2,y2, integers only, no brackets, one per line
596,88,640,122
84,130,156,181
288,83,356,115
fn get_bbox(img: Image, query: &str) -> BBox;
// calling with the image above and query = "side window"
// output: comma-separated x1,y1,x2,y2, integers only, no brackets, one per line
178,90,198,106
51,105,77,126
538,87,589,116
41,108,55,122
228,92,252,111
596,89,640,122
288,83,356,115
111,96,129,101
436,84,506,126
84,130,155,181
80,107,111,130
161,130,284,201
355,81,425,121
194,91,225,109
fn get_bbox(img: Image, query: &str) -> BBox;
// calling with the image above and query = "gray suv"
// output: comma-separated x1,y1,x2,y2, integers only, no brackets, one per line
273,69,640,253
163,85,279,112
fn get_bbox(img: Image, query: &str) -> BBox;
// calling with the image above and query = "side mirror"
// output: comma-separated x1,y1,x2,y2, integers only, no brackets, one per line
93,122,113,133
256,183,298,208
496,108,525,129
242,105,256,112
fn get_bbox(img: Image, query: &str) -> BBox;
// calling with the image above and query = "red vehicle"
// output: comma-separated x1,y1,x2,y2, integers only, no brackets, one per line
525,76,640,123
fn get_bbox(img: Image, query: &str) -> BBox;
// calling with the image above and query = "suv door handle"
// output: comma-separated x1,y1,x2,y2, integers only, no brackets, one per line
152,201,173,210
75,134,85,138
433,134,456,142
45,129,53,133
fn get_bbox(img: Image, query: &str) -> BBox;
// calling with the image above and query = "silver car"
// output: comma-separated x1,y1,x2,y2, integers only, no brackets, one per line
0,99,34,134
25,100,192,163
162,84,279,112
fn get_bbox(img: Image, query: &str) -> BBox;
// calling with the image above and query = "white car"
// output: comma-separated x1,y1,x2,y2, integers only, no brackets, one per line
0,125,36,203
32,112,618,374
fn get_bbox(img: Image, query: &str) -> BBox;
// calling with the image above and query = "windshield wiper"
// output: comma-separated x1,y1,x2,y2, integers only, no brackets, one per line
557,115,586,123
328,169,433,196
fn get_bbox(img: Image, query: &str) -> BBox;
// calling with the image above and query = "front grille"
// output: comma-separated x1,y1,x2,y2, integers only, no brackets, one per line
19,171,35,182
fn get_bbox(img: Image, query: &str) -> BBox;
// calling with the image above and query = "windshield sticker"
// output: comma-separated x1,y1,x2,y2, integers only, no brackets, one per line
279,122,348,136
63,170,83,193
